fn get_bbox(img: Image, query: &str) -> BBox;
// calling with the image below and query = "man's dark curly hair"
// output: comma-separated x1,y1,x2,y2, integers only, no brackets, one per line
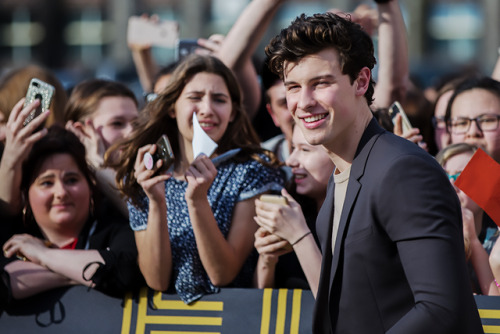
265,12,376,105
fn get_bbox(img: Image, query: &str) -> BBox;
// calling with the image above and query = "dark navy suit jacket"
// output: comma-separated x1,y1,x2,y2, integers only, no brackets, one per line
313,118,483,333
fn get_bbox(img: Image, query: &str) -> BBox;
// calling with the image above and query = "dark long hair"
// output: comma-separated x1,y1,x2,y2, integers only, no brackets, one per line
108,54,280,206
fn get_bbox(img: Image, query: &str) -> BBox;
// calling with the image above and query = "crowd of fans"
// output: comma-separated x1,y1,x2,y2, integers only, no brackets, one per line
0,0,499,323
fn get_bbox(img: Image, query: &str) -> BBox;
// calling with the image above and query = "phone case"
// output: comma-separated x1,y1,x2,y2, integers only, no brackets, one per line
154,134,175,173
23,78,55,127
388,101,412,133
175,39,200,61
260,194,288,205
127,16,179,48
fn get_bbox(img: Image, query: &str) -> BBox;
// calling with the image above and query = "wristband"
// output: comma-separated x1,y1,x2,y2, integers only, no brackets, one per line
495,279,500,288
291,231,312,246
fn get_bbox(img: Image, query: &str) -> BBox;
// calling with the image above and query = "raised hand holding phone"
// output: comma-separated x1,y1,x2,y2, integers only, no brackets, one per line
22,78,54,128
0,98,50,212
255,189,310,244
127,16,179,48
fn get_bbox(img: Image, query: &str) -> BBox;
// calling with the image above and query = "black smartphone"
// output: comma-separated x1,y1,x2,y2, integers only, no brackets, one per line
388,101,412,133
23,78,55,127
144,135,175,174
175,39,202,61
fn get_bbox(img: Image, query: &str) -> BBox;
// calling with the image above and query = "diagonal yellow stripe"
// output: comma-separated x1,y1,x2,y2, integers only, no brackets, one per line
120,292,133,334
483,325,500,333
136,287,150,334
260,289,273,334
290,290,302,334
275,289,288,334
479,309,500,319
153,291,223,311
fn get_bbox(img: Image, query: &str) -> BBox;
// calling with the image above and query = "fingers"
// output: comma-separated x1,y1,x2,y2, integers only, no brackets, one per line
185,154,216,180
255,239,290,255
134,144,154,174
393,113,403,136
6,98,26,125
281,188,297,205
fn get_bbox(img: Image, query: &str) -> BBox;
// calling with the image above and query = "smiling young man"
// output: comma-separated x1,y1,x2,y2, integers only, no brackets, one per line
265,11,483,334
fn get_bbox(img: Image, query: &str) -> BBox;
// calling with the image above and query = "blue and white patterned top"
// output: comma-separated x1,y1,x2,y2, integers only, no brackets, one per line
128,154,285,303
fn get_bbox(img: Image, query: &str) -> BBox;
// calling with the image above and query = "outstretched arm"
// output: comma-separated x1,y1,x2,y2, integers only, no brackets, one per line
127,15,161,93
185,155,258,286
207,0,288,119
0,99,49,213
372,0,409,109
132,144,173,291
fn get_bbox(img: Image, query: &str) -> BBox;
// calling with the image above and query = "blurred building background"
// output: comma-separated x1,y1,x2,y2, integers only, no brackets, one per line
0,0,499,93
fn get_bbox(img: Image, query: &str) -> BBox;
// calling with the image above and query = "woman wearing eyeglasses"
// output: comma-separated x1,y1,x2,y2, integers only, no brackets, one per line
445,76,500,163
436,143,500,295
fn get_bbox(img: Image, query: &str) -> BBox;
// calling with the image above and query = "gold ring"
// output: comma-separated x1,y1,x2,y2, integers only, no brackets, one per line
16,252,28,262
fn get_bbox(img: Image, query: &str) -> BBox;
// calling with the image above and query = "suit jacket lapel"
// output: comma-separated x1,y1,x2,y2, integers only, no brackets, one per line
329,118,385,288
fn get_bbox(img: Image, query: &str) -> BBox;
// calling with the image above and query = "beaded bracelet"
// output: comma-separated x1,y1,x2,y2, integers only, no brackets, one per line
292,231,312,246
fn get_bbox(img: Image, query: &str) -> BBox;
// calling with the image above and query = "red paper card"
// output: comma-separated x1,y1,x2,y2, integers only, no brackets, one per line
455,148,500,227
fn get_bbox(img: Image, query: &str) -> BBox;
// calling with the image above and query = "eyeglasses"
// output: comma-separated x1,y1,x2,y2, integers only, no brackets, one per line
432,116,446,129
448,114,500,134
446,171,461,182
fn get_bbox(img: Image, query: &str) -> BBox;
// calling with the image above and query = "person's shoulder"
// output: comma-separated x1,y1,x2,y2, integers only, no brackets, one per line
261,134,289,162
262,134,285,150
377,131,433,161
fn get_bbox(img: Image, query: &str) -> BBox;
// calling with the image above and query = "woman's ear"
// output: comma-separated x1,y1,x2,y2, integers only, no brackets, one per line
72,121,85,131
167,107,176,119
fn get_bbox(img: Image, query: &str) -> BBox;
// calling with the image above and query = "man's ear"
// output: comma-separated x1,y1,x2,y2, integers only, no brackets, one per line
354,67,371,97
266,103,281,127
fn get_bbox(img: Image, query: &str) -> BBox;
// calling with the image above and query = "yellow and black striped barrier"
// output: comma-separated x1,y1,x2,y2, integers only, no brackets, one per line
2,286,500,333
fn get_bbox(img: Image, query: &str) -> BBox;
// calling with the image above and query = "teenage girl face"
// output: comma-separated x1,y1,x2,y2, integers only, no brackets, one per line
286,126,335,203
172,72,234,148
443,151,481,215
91,96,139,150
450,89,500,162
28,153,91,234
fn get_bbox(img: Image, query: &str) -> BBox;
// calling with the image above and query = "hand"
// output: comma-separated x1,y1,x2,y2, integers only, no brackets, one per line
196,34,225,57
462,207,478,243
254,227,292,259
134,144,172,202
392,114,428,151
185,154,217,201
254,188,309,243
352,4,379,36
66,120,106,168
2,98,49,170
3,234,51,266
